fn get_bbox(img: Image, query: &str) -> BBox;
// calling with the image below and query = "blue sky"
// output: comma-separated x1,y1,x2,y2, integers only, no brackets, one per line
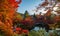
17,0,44,15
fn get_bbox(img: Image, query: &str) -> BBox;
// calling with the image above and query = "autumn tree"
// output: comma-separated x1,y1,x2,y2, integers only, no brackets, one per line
0,0,21,36
34,0,60,29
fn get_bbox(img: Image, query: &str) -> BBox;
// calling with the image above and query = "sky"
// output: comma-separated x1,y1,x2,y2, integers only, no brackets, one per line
17,0,44,15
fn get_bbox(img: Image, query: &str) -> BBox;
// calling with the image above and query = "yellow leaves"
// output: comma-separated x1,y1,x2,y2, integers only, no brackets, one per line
16,13,23,21
16,14,21,18
25,13,29,17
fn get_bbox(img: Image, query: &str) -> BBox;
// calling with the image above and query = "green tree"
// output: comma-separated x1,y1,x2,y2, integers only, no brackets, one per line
23,10,29,19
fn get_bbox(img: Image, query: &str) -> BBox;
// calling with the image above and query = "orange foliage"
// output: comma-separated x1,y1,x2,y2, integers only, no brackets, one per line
0,21,13,36
24,16,34,26
0,0,21,36
45,9,51,16
8,0,21,8
40,0,49,7
54,15,60,22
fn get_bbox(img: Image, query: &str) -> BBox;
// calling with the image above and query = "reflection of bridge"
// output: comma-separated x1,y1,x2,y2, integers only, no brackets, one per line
56,28,60,30
32,22,50,32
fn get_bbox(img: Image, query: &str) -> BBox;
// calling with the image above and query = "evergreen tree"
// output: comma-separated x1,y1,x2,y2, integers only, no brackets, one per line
33,13,37,20
23,10,29,19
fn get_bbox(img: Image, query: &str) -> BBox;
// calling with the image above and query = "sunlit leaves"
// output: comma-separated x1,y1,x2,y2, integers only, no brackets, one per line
24,10,29,18
35,0,60,12
16,12,23,21
0,0,21,36
8,0,21,8
45,9,51,16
